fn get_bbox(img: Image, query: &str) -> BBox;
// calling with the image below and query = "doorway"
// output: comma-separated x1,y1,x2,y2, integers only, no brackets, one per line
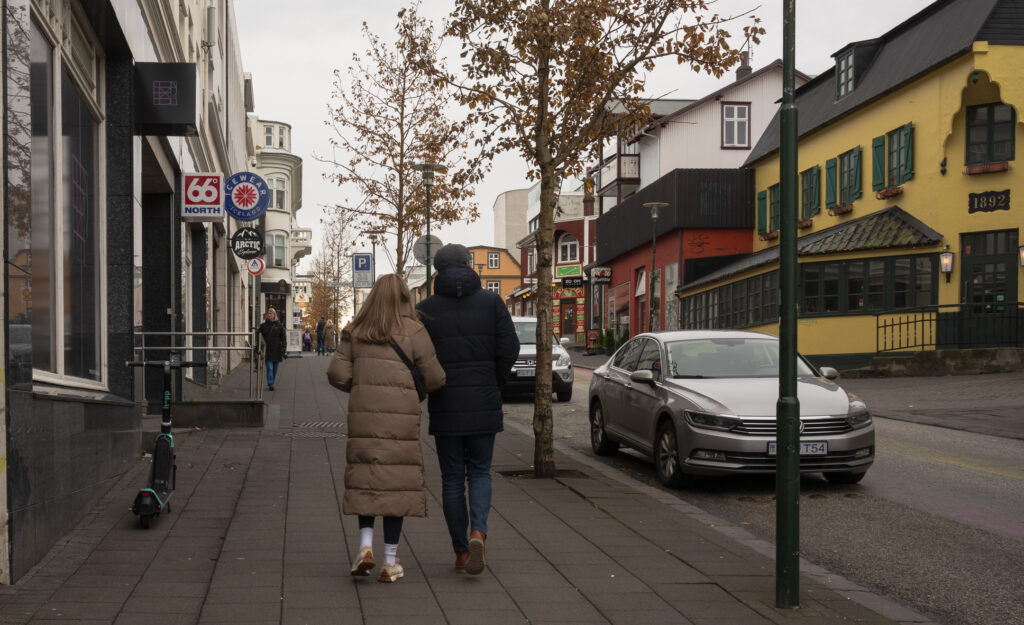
941,230,1020,348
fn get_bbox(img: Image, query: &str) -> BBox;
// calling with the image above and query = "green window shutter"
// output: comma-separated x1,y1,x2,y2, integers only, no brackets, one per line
852,145,862,199
871,136,886,191
825,158,837,208
811,165,821,215
757,190,767,234
901,122,913,183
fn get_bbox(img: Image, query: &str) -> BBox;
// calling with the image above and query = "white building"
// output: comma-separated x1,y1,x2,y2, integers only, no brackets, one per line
250,118,312,328
492,188,530,259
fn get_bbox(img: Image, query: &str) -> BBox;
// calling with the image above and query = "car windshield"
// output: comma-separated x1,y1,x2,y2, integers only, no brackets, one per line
664,338,816,378
514,321,559,346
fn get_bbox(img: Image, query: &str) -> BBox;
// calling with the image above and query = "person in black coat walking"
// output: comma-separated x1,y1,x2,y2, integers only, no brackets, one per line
258,308,286,390
416,244,519,575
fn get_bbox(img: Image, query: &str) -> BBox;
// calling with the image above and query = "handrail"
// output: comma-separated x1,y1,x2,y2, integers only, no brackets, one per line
133,329,260,400
875,302,1023,353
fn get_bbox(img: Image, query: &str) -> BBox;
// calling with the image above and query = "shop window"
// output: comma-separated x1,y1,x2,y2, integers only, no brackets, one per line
966,103,1014,165
27,18,103,385
799,255,936,316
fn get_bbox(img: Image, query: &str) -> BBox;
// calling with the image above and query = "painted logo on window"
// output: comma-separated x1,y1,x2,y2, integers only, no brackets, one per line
152,80,178,106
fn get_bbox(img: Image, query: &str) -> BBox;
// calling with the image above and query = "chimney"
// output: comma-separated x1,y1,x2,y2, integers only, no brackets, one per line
736,51,752,80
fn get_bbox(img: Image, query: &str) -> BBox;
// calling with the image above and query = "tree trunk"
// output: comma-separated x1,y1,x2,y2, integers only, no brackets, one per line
533,163,557,478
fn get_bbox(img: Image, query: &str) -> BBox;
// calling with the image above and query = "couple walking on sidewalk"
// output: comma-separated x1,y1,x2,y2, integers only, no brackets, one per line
327,244,520,583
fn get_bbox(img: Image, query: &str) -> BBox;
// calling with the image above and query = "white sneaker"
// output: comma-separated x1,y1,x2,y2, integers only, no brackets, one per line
350,546,374,576
378,560,404,583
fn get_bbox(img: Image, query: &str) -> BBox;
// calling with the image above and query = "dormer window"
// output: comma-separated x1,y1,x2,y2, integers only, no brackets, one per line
836,50,854,99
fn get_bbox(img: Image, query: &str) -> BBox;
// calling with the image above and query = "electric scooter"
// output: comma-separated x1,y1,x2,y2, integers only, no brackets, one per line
126,354,207,528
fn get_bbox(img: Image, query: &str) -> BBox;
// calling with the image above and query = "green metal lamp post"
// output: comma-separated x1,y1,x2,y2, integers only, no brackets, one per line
777,0,801,609
413,162,446,296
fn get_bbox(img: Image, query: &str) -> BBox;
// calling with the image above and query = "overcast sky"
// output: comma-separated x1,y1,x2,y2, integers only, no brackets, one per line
234,0,935,273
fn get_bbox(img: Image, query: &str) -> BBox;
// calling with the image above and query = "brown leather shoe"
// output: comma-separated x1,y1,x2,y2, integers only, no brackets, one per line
466,530,486,575
454,550,470,573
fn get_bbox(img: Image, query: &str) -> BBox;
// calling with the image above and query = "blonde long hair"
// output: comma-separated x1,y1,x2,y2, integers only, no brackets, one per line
343,273,418,344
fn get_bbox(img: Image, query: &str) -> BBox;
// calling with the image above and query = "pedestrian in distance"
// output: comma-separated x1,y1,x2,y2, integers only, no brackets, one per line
316,316,327,355
325,318,337,354
327,274,446,583
257,308,286,391
302,328,313,352
416,244,520,575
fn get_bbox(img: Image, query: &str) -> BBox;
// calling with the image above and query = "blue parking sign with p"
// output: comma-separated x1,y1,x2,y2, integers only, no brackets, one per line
352,253,374,288
354,254,372,271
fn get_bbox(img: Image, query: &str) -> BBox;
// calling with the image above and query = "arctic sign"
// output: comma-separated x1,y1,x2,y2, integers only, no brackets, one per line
181,173,224,222
224,171,270,221
230,227,264,260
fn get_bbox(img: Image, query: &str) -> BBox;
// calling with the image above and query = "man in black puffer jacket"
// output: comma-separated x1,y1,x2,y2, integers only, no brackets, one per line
416,244,519,576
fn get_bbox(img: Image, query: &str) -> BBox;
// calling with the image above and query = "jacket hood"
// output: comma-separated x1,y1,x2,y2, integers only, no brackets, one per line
433,264,482,298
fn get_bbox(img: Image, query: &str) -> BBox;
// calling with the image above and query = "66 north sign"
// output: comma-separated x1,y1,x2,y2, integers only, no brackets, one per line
182,173,224,222
224,171,270,221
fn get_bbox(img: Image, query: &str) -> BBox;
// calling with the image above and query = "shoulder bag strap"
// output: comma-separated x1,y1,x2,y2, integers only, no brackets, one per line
388,337,416,371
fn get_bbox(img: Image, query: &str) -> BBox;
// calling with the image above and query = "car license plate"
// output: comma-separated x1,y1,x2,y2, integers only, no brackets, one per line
767,441,827,456
518,368,535,377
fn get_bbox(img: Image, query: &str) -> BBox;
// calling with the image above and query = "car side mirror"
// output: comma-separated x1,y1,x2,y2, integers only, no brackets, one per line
630,369,655,385
559,336,570,346
819,366,839,381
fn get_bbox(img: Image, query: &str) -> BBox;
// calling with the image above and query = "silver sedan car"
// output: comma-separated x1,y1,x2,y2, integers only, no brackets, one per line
588,330,874,488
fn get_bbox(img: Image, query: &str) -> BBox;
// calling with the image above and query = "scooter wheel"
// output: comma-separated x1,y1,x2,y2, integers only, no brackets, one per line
140,515,151,529
165,501,171,514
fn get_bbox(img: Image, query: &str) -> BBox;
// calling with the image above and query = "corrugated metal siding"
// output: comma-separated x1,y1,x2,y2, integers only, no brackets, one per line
595,169,754,263
978,0,1024,44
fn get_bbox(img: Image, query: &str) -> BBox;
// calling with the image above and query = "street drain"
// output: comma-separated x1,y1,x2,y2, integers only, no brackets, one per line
293,421,345,429
284,431,345,439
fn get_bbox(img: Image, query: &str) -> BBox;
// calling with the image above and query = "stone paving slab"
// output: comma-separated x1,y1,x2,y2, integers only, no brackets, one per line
0,356,935,624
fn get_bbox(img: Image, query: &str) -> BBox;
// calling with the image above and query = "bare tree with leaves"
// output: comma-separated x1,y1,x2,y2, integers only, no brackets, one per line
441,0,763,477
308,208,357,328
320,3,480,274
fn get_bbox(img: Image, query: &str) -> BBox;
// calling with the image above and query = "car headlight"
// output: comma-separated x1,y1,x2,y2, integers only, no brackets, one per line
846,398,872,428
555,353,571,367
685,411,741,431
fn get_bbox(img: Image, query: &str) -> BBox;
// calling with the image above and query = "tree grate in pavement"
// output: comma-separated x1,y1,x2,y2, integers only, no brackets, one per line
292,421,346,429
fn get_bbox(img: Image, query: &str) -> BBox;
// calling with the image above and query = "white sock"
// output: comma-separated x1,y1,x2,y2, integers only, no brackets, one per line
360,527,374,550
384,542,398,566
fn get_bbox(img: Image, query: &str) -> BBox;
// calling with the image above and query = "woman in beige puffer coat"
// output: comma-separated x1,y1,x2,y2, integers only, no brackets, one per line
327,274,445,583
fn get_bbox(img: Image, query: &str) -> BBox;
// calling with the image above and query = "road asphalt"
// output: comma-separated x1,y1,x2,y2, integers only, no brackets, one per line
0,353,966,625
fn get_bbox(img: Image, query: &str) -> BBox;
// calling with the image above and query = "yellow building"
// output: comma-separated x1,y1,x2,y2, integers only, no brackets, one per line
677,0,1024,368
469,246,522,302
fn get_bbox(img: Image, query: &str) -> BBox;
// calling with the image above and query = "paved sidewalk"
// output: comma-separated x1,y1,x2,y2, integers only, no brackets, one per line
0,355,935,625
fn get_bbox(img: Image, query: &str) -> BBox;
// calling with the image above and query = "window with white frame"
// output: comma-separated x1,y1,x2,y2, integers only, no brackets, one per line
265,125,274,147
722,103,750,148
528,249,536,274
486,280,501,293
26,15,105,386
558,233,579,263
278,126,286,149
488,252,500,268
269,178,286,210
266,233,286,267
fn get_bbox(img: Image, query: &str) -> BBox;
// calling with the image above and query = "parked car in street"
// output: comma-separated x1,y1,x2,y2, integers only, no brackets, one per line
588,330,874,487
504,316,574,402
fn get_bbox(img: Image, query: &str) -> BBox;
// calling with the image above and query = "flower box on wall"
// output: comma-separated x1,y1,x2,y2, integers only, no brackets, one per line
966,161,1009,175
759,230,780,241
875,186,903,200
797,218,813,229
828,203,854,216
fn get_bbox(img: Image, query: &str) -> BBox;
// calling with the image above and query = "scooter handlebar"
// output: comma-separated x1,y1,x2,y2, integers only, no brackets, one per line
125,360,209,369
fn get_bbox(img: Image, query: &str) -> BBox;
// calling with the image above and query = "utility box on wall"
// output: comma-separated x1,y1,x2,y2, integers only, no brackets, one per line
133,62,199,136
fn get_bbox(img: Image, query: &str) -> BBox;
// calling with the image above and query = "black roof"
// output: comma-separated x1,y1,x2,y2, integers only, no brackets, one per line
746,0,1014,165
677,206,944,292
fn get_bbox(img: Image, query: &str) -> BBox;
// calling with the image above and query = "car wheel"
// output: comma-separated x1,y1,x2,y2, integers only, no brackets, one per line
556,389,572,402
823,471,866,485
655,421,692,489
589,402,619,456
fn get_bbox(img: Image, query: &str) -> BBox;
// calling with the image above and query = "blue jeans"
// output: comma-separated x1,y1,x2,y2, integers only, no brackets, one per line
434,433,496,552
266,360,279,387
316,337,325,355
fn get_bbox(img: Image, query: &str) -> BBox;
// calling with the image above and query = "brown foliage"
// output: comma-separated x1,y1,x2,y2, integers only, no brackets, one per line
319,2,481,273
442,0,764,476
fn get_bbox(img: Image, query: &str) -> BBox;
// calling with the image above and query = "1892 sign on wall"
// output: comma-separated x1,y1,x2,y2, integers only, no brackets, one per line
968,189,1010,213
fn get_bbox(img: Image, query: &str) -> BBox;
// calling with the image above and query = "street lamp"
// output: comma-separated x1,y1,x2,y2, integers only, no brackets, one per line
643,202,668,333
413,162,446,295
365,230,384,280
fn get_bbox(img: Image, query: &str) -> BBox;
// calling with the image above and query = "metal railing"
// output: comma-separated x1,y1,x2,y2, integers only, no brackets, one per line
875,303,1024,353
133,330,260,400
